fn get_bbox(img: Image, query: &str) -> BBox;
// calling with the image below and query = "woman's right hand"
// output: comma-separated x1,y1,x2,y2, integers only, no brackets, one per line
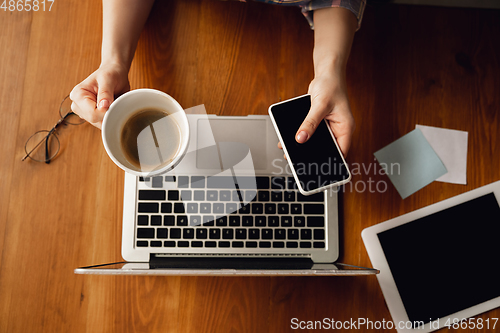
70,62,130,129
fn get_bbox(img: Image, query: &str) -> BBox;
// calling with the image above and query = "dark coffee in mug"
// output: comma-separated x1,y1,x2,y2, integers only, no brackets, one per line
120,108,181,171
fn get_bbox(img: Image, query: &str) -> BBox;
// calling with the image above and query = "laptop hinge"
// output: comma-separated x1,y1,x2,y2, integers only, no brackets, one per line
149,254,313,269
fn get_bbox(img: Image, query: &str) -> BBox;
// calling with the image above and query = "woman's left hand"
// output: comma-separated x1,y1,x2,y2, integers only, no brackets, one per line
294,73,355,156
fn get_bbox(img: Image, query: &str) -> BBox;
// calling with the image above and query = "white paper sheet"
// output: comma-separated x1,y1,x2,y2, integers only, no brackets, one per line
416,125,468,185
374,129,447,199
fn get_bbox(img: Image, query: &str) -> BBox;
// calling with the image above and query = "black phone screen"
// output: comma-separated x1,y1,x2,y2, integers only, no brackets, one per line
270,95,350,192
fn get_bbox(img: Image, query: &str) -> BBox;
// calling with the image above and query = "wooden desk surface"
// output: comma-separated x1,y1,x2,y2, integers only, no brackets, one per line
1,1,499,332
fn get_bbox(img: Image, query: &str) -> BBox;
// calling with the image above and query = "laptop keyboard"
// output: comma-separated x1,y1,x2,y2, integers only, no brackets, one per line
135,175,326,250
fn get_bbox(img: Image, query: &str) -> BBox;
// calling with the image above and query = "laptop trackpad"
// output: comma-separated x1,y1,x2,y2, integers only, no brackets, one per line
196,118,267,170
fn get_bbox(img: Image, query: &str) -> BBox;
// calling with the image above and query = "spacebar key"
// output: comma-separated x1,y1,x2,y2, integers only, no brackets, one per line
304,204,324,215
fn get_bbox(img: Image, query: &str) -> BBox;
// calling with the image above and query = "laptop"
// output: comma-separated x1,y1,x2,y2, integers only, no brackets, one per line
75,106,378,275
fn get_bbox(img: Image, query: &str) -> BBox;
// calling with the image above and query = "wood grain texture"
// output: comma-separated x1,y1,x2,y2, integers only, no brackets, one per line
0,0,499,332
0,9,32,333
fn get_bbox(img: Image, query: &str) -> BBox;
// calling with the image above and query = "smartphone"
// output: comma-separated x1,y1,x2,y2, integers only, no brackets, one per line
268,94,351,195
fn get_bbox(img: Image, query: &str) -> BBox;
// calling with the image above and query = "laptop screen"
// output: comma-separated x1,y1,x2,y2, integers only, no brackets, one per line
196,118,268,170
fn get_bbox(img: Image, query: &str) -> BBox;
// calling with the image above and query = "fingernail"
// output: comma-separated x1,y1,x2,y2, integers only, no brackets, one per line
296,131,309,143
98,99,109,110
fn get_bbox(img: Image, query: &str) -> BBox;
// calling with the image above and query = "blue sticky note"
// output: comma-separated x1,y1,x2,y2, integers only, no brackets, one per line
374,129,447,199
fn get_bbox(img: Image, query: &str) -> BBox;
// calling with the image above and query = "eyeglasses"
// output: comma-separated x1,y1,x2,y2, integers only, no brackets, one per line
22,96,85,163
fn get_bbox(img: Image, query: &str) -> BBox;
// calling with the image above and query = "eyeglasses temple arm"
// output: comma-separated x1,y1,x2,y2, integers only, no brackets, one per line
44,135,51,164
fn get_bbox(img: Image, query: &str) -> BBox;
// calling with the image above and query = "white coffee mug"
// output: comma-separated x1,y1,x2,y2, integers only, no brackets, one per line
101,89,190,176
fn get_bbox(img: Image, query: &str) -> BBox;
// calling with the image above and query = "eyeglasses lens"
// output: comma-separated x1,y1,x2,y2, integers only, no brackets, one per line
24,130,60,162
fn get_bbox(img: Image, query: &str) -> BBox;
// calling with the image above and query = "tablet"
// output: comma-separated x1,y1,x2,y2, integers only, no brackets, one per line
362,180,500,333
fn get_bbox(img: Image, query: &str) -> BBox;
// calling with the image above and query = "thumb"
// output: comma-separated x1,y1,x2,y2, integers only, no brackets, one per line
96,79,115,112
296,99,329,143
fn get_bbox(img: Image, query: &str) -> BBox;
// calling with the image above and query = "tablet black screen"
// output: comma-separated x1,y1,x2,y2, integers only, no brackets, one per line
377,192,500,326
